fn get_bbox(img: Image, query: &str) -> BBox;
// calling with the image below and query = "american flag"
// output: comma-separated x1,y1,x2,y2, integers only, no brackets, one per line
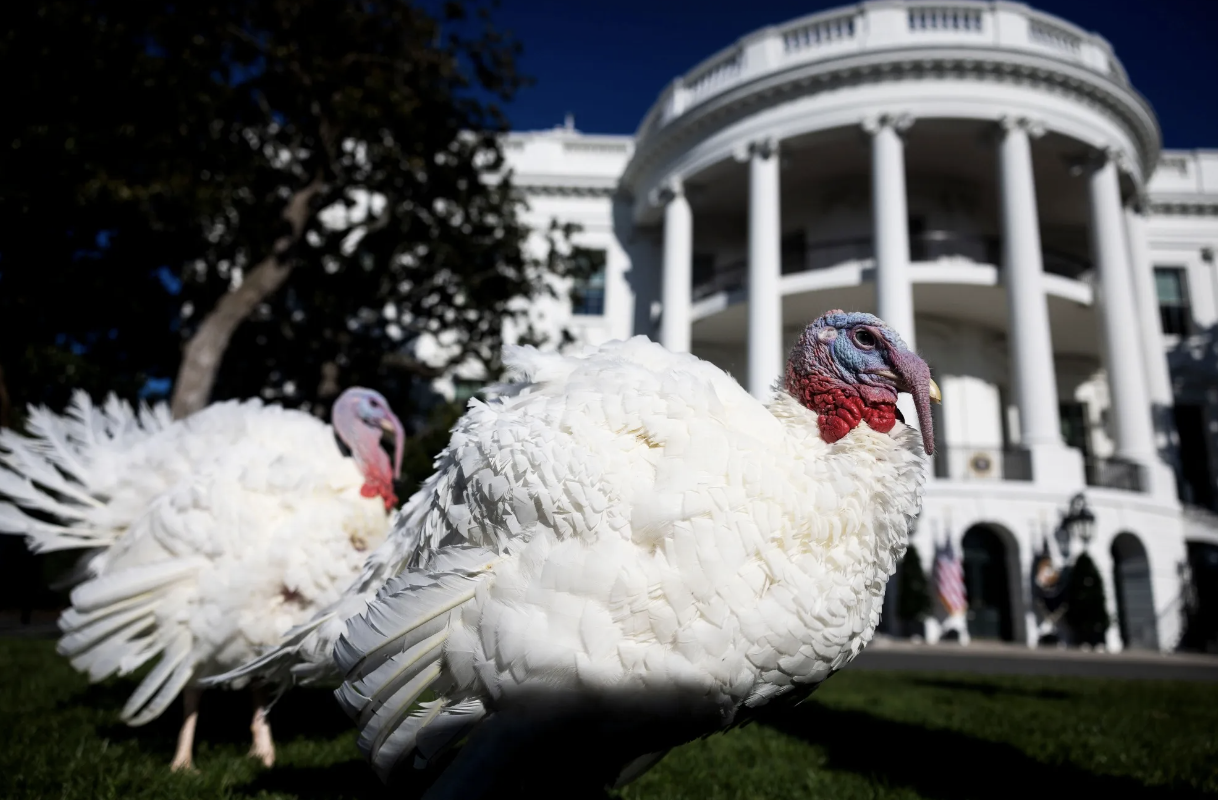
934,541,968,617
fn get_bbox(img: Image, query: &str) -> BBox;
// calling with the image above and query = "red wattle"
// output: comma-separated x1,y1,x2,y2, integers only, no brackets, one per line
786,364,897,444
360,480,397,510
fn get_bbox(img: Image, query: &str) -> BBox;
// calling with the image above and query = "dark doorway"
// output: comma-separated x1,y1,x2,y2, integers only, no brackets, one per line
1181,541,1218,653
1174,405,1215,510
962,526,1014,642
1059,401,1091,460
1111,533,1159,650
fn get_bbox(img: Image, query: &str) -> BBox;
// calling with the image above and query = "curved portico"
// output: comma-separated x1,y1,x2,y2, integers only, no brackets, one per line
498,0,1214,652
624,0,1175,502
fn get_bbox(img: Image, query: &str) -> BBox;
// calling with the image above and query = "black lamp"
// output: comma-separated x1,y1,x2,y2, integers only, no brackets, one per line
1063,492,1096,550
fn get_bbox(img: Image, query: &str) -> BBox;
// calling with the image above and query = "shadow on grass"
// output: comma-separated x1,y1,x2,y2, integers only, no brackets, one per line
905,676,1074,700
237,759,395,799
236,746,469,800
67,679,359,758
756,703,1208,799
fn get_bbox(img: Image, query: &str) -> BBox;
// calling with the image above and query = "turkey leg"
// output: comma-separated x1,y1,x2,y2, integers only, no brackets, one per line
249,685,276,767
170,688,201,772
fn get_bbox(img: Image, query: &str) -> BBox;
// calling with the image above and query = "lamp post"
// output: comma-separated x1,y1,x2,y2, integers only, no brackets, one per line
1062,492,1096,553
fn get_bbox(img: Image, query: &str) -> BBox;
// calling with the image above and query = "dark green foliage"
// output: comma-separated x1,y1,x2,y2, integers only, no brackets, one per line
1066,552,1111,647
393,399,467,501
2,638,1217,798
1,0,576,422
896,544,931,624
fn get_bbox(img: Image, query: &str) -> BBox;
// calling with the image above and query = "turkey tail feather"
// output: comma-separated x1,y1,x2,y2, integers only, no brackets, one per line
200,607,344,689
56,557,208,726
334,545,496,781
0,391,172,556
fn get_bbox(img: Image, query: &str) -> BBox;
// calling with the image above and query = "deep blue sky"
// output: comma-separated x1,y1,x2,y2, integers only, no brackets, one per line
475,0,1216,149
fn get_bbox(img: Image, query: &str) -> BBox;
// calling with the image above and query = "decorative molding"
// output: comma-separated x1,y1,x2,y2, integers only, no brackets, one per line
862,112,915,136
623,50,1161,200
517,183,616,199
1065,144,1134,178
1106,145,1135,174
1127,191,1151,216
732,136,779,162
998,114,1047,139
751,136,779,159
1148,199,1218,217
647,175,684,208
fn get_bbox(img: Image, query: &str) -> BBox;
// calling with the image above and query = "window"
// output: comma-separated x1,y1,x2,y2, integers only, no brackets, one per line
1060,401,1091,459
1174,404,1215,510
570,247,606,316
908,216,927,261
781,230,807,274
1154,267,1192,336
692,253,716,287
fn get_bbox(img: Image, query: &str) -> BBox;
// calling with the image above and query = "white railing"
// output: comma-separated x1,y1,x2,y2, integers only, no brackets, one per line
563,140,633,155
783,12,857,53
908,5,984,32
635,0,1130,142
1028,18,1081,55
1159,155,1191,176
686,48,744,106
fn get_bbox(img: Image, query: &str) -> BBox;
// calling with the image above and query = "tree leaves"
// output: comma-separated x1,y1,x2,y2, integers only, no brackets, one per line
1,0,577,425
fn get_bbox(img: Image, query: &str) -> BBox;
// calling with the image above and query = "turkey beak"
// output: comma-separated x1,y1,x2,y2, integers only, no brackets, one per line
888,350,938,456
380,413,405,479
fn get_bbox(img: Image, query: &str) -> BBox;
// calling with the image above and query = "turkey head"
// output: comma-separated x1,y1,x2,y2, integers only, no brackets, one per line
784,309,941,455
332,388,405,509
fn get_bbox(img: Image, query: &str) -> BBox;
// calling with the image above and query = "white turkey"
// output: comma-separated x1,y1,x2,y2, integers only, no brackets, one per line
215,308,941,796
0,387,405,771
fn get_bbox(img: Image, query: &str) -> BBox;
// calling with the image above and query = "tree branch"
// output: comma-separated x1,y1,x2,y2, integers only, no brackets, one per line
380,351,445,379
169,174,326,419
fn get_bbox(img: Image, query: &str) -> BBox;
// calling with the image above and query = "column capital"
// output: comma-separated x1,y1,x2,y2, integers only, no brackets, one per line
1127,189,1152,216
648,176,684,208
1067,145,1134,177
733,136,779,163
998,115,1046,139
862,112,914,136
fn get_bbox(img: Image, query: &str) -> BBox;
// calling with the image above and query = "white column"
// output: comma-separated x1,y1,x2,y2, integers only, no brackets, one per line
865,113,918,429
1124,202,1181,500
865,113,916,350
998,117,1064,450
659,179,692,353
1086,150,1158,468
747,138,783,399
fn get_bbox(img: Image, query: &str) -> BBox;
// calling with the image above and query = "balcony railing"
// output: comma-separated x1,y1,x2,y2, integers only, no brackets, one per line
692,234,1092,300
1085,456,1147,493
638,0,1128,142
692,261,747,301
932,445,1033,482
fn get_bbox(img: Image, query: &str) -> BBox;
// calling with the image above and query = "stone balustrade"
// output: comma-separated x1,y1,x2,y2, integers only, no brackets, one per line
637,0,1127,141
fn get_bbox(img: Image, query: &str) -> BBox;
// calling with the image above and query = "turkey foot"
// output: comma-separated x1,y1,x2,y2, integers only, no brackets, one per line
170,688,201,772
249,685,276,767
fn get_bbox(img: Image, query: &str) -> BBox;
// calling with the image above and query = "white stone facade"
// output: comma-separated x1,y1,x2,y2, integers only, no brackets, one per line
493,1,1218,652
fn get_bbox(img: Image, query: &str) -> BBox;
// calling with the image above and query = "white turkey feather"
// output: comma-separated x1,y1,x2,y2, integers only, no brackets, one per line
331,548,497,779
0,391,394,732
324,333,930,792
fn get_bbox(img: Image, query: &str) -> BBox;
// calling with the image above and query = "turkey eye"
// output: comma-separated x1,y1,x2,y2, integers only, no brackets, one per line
853,328,877,348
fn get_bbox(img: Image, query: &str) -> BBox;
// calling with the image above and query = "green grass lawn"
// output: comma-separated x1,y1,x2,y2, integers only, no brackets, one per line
1,637,1215,799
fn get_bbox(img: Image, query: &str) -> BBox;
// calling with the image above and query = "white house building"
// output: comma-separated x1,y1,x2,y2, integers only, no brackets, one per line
476,0,1218,652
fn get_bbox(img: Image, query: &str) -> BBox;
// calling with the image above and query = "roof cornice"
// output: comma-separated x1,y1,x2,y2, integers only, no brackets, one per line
623,46,1161,194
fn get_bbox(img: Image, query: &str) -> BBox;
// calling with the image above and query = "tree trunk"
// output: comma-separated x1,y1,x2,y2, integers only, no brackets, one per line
0,361,11,429
170,178,325,420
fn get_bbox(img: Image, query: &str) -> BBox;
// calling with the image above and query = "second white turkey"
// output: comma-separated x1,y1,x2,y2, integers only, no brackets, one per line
0,387,405,770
